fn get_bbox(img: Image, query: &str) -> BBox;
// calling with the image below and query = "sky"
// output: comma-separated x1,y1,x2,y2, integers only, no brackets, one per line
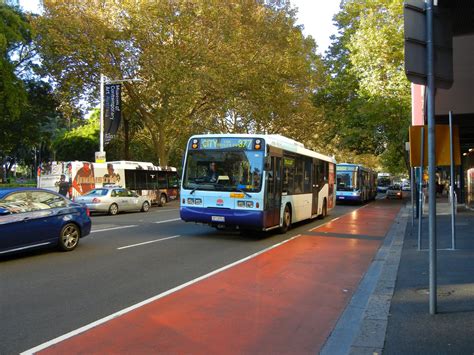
19,0,340,55
289,0,340,54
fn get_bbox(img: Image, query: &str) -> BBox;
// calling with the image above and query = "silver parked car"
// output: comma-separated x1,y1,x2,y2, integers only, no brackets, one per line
74,187,151,215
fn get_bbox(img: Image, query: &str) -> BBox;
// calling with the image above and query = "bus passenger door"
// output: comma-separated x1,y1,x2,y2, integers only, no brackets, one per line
264,156,282,228
312,160,319,215
273,157,282,226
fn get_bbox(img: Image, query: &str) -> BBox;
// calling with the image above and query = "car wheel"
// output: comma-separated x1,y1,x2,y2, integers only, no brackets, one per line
141,201,150,212
159,194,167,207
279,205,291,234
58,223,80,251
109,203,119,215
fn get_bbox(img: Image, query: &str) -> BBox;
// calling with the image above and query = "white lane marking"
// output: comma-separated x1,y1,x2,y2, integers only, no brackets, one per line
21,234,302,355
117,235,182,250
154,218,181,224
91,225,138,233
152,208,179,213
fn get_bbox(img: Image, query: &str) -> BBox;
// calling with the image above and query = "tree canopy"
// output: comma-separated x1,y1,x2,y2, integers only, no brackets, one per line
0,0,413,176
35,0,325,166
316,0,410,173
0,4,31,153
0,4,62,177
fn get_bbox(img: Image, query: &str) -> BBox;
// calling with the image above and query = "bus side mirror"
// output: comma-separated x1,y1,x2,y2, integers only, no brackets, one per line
264,157,271,171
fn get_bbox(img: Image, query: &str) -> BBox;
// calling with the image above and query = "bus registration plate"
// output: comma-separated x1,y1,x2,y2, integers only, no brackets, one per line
212,216,225,222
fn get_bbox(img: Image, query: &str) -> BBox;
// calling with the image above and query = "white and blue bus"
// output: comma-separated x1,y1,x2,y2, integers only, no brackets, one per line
336,163,377,203
180,134,336,233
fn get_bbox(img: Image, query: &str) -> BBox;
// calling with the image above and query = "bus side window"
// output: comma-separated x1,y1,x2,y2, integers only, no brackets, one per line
282,157,294,194
158,172,167,188
168,172,179,188
304,158,312,193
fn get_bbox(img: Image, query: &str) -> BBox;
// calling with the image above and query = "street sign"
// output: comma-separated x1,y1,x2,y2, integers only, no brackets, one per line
95,151,106,163
404,0,453,89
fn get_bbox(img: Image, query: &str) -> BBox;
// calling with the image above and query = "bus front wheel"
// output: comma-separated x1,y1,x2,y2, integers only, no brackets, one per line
279,205,291,233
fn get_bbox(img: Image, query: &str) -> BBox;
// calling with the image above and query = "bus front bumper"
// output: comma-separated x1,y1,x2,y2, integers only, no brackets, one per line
336,195,360,201
180,206,264,229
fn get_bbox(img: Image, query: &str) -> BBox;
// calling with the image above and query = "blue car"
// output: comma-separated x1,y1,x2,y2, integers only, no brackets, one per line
0,188,91,255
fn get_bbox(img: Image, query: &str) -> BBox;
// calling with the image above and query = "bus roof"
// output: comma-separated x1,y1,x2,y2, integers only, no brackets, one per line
188,134,336,164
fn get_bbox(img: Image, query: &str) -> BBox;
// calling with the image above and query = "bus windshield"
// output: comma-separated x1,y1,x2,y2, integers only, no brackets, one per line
378,177,391,186
336,169,357,191
183,149,264,192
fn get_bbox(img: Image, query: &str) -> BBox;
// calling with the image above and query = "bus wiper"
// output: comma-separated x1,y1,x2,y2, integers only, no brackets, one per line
235,188,251,198
189,181,210,194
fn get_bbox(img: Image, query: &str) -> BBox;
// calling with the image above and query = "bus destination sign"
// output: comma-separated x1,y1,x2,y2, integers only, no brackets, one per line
199,138,256,150
337,166,356,172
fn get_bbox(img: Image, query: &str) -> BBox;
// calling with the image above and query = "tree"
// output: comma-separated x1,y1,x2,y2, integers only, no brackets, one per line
0,4,47,179
0,4,30,154
53,112,99,161
34,0,324,165
315,0,410,174
346,0,410,173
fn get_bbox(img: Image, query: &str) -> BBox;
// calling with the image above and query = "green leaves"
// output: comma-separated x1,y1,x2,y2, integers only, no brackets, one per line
319,0,410,174
34,0,323,166
53,114,99,161
0,4,33,161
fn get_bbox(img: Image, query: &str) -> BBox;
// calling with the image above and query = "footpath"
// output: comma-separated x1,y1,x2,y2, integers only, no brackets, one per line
323,195,474,354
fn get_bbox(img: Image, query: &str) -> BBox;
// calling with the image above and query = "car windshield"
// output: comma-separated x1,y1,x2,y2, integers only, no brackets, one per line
84,189,109,196
183,149,264,192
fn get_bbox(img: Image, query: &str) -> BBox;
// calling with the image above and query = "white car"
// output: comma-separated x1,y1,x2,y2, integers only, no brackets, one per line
75,187,151,215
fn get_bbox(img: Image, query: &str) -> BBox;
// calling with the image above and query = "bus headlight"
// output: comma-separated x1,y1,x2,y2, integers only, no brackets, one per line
194,198,202,205
238,200,254,208
187,198,195,205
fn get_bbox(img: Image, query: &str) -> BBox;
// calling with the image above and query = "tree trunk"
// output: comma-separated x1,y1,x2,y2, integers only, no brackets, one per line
149,126,169,167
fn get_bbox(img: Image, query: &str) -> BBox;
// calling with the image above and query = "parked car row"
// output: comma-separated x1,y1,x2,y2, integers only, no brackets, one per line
0,186,153,257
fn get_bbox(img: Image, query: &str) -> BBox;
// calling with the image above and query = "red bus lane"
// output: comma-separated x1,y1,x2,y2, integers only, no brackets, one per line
37,202,401,355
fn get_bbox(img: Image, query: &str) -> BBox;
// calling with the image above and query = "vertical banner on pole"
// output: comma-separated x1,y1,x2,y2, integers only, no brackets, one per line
103,84,122,143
